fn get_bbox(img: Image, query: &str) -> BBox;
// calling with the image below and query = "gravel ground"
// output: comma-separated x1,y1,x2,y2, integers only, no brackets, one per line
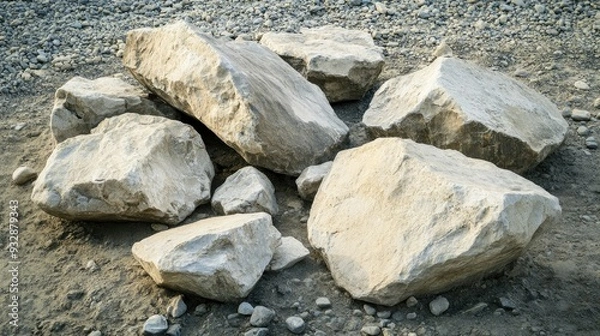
0,0,599,335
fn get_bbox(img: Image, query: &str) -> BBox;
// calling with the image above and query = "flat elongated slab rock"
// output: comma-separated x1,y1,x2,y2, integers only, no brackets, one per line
308,138,561,305
260,26,384,102
132,213,281,301
212,166,278,216
123,21,349,175
362,57,568,173
268,236,310,271
32,113,214,225
51,76,179,143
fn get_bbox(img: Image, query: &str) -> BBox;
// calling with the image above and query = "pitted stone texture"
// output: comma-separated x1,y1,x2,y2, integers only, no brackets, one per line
123,21,348,175
260,26,384,102
363,57,568,173
32,113,214,225
308,138,561,305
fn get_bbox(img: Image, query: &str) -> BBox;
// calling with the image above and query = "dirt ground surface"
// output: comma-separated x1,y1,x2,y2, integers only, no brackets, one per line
1,8,600,336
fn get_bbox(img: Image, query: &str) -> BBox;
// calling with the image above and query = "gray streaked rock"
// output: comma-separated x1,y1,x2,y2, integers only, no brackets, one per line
212,166,278,216
31,114,214,225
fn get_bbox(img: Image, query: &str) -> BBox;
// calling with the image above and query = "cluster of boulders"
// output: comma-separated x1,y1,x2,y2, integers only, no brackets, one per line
23,20,570,333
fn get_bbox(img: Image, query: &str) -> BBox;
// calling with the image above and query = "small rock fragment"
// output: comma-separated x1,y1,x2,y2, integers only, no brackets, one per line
194,304,208,316
151,224,169,232
573,80,590,90
585,137,598,149
166,324,182,336
238,302,254,316
462,302,488,314
250,306,276,327
268,236,310,271
571,109,591,121
593,97,600,108
429,296,450,316
88,331,101,336
316,297,332,309
499,297,517,310
406,296,418,307
363,304,376,315
361,325,381,335
577,126,590,136
286,316,306,334
86,260,99,272
143,315,168,335
167,295,187,318
12,166,37,185
432,41,453,58
244,328,269,336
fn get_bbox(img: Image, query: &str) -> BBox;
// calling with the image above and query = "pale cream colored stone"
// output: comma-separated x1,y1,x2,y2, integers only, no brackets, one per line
308,138,561,305
123,21,348,175
212,166,278,216
268,236,310,271
32,113,214,225
363,57,568,173
132,212,281,301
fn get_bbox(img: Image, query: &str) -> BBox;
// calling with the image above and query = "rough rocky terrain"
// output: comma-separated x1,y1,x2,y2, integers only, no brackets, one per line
0,0,599,335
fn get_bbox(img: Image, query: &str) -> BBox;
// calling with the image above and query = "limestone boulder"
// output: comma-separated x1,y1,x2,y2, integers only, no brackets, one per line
50,76,179,143
123,21,349,175
308,138,561,305
362,57,568,173
211,166,278,216
295,161,333,201
267,236,310,271
132,212,281,301
31,113,214,225
260,26,384,102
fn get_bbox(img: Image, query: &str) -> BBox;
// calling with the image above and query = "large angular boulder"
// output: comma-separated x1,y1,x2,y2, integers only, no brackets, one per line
50,76,179,143
260,26,384,102
362,57,568,173
132,212,281,301
211,166,278,216
308,138,561,305
31,113,214,225
123,21,349,175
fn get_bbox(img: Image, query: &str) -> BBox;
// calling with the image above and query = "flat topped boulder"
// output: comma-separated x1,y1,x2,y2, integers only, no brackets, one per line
51,76,179,143
362,57,568,173
308,138,561,305
123,21,348,175
260,26,384,102
132,212,281,301
32,113,214,225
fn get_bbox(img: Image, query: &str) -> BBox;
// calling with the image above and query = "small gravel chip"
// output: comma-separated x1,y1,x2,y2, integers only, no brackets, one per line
143,314,168,335
238,302,254,315
406,312,417,320
391,311,404,321
12,166,37,185
585,137,598,149
499,297,517,310
316,297,331,309
361,325,381,335
244,328,269,336
593,97,600,108
429,296,450,316
577,126,590,136
66,289,85,300
250,306,276,327
573,80,590,90
462,302,488,314
194,304,208,316
167,295,187,318
166,324,182,336
88,331,101,336
363,304,376,315
377,311,391,319
406,296,419,307
286,316,306,334
571,109,591,121
151,224,169,232
86,260,99,272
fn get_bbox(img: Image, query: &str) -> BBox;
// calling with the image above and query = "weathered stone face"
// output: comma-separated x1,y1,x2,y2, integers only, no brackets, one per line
260,26,384,102
123,21,348,175
32,113,214,225
295,161,333,201
50,76,179,143
308,138,561,305
212,166,278,216
132,212,281,302
362,57,568,173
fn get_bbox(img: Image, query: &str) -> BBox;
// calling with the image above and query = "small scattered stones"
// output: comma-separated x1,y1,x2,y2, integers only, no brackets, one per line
238,302,254,316
361,325,381,335
406,296,419,307
167,295,187,318
250,306,276,327
142,315,168,335
316,297,332,309
406,312,417,320
429,296,450,316
571,109,592,122
12,166,37,185
585,137,598,150
573,80,590,90
286,316,306,334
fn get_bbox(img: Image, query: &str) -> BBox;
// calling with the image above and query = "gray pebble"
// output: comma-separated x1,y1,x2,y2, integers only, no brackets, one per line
363,304,376,315
377,311,391,319
167,295,187,318
286,316,306,334
194,304,208,316
406,312,417,320
250,306,276,327
238,302,254,315
166,324,182,336
12,166,37,185
585,137,598,149
316,297,331,309
429,296,450,316
499,297,517,310
391,311,404,321
571,109,591,121
593,97,600,109
406,296,419,307
577,126,590,136
573,80,590,90
244,328,269,336
143,315,168,335
361,325,381,335
88,331,101,336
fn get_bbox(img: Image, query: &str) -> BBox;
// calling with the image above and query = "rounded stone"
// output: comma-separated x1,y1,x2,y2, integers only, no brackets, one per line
12,166,37,185
286,316,306,334
238,302,254,316
429,296,450,316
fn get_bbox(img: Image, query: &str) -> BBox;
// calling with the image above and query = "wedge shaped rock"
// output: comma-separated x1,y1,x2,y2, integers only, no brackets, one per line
212,166,278,216
295,161,333,201
132,212,281,301
362,57,568,173
308,138,561,305
32,113,214,225
268,236,310,271
51,76,179,143
260,26,384,102
123,21,349,175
